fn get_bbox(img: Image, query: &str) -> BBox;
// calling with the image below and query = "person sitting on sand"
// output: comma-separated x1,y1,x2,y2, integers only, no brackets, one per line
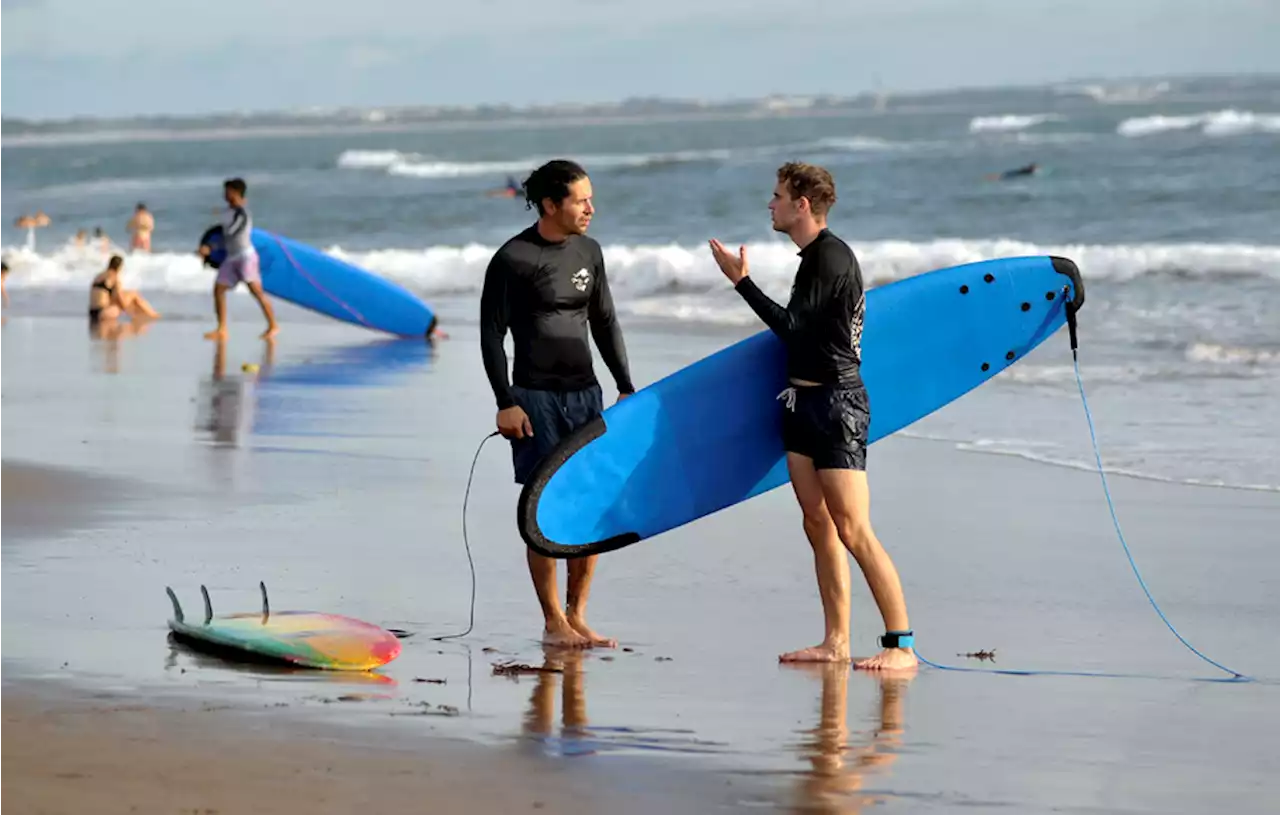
88,255,160,327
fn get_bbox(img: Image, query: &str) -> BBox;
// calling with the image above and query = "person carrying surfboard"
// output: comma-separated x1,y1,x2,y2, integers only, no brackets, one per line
708,162,917,672
201,178,279,340
480,159,637,649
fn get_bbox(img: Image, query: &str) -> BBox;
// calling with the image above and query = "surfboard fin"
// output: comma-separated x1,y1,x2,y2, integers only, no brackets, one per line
165,586,185,623
260,581,270,623
200,585,213,624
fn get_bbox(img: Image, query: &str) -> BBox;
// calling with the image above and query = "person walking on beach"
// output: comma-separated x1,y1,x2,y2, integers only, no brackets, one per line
480,159,637,649
707,162,917,672
126,203,155,253
200,178,279,340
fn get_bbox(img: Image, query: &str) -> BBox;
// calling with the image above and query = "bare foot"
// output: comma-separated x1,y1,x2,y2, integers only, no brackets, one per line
260,325,279,339
779,642,850,663
542,622,592,649
854,648,919,672
203,328,227,340
568,616,617,648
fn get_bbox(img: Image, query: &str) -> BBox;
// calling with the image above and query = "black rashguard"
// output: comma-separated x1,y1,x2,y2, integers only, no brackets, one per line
480,225,636,411
733,228,865,385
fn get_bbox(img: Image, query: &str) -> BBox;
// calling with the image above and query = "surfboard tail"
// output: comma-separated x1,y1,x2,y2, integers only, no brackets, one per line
1050,255,1085,311
517,416,642,559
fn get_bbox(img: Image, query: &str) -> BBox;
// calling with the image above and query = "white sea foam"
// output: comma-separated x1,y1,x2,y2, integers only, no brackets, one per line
969,114,1064,132
5,238,1277,305
1117,109,1280,138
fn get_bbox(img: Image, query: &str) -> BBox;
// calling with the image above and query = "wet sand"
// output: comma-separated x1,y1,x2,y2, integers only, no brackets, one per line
3,682,764,815
4,312,1279,813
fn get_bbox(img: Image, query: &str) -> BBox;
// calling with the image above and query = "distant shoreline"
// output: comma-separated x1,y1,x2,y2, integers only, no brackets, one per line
4,72,1275,148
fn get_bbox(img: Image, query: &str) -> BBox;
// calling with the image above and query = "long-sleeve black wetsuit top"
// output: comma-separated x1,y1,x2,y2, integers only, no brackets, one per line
480,225,636,410
733,228,866,385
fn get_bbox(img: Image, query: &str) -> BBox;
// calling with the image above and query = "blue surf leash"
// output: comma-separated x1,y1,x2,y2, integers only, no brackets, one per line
913,290,1251,682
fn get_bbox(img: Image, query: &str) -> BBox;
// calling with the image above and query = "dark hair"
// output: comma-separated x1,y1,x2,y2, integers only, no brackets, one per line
776,162,837,218
136,202,147,210
522,160,587,215
224,177,248,196
2,261,9,273
107,255,124,270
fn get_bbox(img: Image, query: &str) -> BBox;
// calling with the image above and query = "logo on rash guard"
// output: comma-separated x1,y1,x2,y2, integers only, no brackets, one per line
572,268,591,292
850,292,865,363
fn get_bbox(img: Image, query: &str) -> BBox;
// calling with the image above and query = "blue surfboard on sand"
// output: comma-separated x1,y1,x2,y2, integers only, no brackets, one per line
517,255,1084,559
199,226,436,338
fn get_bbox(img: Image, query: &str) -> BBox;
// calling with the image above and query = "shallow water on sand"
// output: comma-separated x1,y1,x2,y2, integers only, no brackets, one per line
4,314,1278,813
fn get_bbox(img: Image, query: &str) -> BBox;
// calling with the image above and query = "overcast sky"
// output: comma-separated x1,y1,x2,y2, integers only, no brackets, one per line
3,0,1278,119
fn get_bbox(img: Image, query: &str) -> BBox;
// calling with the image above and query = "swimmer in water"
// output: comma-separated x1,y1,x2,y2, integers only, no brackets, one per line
13,211,51,251
126,202,155,253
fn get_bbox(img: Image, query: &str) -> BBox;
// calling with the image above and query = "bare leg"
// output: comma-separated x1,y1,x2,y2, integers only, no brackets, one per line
120,290,160,319
566,555,616,647
528,549,590,648
246,282,279,339
204,283,229,340
817,469,917,672
781,453,853,662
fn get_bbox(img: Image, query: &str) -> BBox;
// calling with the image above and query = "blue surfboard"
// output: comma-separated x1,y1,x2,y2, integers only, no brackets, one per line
517,255,1084,558
199,226,436,338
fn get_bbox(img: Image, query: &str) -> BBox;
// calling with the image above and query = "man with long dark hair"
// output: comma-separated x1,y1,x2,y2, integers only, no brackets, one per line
480,160,637,648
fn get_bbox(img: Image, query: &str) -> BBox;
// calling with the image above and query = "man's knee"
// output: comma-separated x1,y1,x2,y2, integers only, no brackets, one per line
830,510,875,555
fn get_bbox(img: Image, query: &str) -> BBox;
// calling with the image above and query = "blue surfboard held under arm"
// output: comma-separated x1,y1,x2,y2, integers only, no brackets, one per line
199,225,436,338
517,255,1085,559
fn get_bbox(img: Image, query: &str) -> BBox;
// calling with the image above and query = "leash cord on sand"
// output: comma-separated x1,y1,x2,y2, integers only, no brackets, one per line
915,299,1250,682
431,431,500,642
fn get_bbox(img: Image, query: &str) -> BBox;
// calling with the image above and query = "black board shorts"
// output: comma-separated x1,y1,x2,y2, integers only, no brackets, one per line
509,384,604,485
779,381,871,471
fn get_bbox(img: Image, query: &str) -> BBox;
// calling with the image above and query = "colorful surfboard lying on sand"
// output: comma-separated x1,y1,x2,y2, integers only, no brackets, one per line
198,226,437,338
165,583,401,671
517,255,1085,559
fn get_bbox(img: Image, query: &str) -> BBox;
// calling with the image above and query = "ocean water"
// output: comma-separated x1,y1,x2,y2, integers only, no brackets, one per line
4,75,1279,489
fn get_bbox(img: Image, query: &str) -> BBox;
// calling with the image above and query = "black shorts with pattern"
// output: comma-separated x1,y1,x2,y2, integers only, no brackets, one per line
780,381,870,471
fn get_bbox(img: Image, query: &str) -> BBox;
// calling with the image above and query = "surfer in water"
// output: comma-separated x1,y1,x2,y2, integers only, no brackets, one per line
708,162,917,672
199,178,279,340
986,162,1039,181
480,159,637,649
485,175,524,198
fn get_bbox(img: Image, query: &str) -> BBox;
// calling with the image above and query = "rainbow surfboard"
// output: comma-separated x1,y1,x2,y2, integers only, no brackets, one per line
165,583,401,671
